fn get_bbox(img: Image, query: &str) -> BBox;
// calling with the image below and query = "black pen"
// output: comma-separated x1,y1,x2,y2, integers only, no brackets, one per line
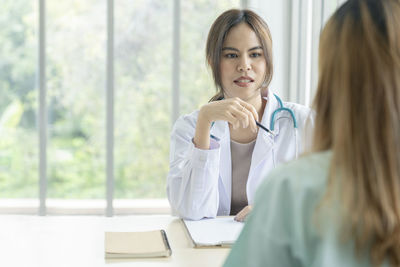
255,121,274,135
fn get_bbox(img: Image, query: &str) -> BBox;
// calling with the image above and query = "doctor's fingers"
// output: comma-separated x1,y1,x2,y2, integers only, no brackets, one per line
228,97,259,122
222,110,241,129
241,107,257,132
235,100,259,122
231,105,257,132
234,205,253,222
229,106,250,129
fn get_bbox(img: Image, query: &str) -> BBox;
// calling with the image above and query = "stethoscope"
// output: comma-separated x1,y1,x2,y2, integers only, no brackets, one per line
269,94,299,163
210,94,299,164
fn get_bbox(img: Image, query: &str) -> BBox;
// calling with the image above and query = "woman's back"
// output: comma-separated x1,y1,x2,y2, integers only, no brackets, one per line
224,151,389,267
224,0,400,266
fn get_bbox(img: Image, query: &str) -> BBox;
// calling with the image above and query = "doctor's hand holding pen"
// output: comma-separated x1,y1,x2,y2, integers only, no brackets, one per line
193,97,259,150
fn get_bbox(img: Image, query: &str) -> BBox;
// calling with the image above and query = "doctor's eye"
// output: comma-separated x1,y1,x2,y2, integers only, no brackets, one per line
224,53,238,59
250,52,262,58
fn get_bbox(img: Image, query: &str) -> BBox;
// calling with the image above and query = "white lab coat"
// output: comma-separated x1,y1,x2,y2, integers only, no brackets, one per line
167,90,313,220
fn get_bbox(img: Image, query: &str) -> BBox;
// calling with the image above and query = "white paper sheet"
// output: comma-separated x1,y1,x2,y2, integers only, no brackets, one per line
182,217,244,247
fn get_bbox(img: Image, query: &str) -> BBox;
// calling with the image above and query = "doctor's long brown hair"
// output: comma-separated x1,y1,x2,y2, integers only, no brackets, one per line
313,0,400,266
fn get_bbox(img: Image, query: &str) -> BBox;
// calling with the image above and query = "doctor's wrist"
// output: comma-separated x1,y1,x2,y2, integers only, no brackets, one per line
198,106,213,126
194,113,212,150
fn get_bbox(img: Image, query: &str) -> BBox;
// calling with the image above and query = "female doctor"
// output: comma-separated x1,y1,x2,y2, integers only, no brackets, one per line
167,9,313,221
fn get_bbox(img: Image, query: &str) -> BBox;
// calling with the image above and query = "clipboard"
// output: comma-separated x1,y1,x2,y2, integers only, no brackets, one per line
182,217,244,248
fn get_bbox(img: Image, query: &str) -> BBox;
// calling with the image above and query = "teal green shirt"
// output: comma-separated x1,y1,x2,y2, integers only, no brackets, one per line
224,151,386,267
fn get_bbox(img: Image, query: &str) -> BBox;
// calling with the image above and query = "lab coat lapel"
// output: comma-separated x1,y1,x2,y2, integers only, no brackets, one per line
208,92,282,206
248,91,281,180
210,120,232,201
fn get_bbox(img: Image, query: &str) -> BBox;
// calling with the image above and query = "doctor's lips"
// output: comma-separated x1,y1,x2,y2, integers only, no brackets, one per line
234,76,254,87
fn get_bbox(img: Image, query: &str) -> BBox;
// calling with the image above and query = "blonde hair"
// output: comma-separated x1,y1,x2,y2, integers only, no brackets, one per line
313,0,400,265
205,9,273,102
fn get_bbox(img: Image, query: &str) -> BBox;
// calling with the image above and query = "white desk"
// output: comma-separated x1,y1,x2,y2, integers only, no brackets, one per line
0,215,230,267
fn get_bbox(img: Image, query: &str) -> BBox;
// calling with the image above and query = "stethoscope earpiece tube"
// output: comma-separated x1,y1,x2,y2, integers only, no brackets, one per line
270,94,298,131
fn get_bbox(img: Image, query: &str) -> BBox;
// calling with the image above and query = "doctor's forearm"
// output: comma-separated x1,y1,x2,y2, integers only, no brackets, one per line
194,115,211,150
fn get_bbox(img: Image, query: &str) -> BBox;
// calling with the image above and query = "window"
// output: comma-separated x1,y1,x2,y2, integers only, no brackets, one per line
0,0,241,215
114,0,173,199
47,0,106,199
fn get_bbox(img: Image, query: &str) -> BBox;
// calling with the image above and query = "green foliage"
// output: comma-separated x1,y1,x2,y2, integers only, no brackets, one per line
0,0,240,199
0,100,24,128
0,0,38,198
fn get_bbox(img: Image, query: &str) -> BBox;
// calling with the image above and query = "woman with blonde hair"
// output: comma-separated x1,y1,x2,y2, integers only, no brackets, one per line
224,0,400,266
167,9,312,221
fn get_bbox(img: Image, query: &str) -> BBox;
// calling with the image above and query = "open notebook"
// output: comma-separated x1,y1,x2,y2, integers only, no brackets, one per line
105,230,172,258
182,217,244,247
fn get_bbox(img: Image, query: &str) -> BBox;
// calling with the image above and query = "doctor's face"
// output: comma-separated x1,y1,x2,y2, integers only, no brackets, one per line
220,23,267,101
